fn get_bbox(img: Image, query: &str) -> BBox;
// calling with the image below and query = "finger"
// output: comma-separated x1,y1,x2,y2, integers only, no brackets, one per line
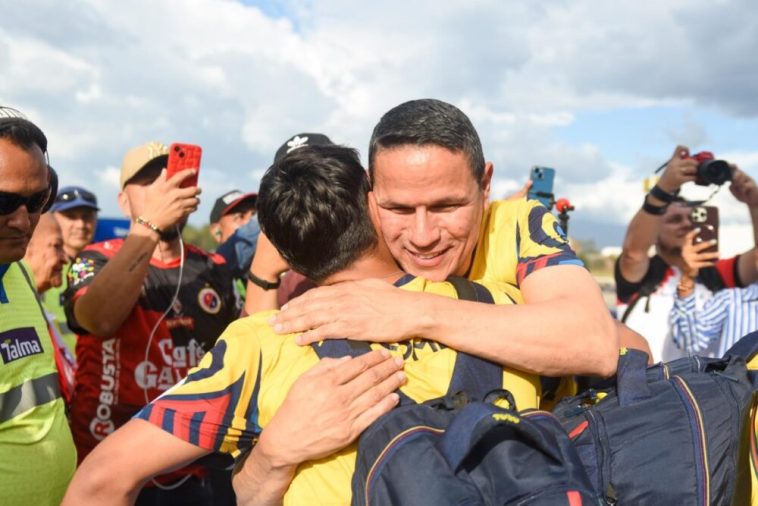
673,145,689,159
350,392,401,436
310,349,388,380
346,365,406,414
296,322,350,345
334,351,403,387
169,169,198,186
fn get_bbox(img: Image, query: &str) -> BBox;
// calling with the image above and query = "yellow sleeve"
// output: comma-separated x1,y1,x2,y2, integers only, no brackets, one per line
134,314,271,457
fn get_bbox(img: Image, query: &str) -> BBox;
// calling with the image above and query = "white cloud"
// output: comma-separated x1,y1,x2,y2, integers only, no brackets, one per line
1,0,756,242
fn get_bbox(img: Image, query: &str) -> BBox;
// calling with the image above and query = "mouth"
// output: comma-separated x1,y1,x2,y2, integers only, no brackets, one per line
406,248,451,268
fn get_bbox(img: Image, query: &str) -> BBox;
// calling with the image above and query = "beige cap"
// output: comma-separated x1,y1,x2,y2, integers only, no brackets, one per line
120,141,169,189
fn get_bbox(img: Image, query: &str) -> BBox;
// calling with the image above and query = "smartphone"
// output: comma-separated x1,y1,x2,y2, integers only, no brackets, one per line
166,143,202,188
690,205,719,254
528,166,556,209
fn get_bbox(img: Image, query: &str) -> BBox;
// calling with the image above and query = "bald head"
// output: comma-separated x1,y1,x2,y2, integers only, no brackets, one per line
23,213,66,293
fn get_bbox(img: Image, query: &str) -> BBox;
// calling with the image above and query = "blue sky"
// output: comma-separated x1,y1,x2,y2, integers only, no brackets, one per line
1,0,756,253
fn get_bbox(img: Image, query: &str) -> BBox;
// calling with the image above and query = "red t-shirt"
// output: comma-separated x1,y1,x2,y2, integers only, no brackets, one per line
64,239,239,475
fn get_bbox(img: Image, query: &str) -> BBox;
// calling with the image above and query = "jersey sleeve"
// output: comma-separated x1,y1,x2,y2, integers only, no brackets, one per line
133,318,264,457
62,248,109,334
515,201,584,285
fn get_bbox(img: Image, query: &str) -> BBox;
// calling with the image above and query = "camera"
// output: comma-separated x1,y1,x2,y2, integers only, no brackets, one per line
689,151,732,186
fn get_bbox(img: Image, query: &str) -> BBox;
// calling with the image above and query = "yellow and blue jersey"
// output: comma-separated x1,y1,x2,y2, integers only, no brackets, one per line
136,275,540,505
470,198,582,289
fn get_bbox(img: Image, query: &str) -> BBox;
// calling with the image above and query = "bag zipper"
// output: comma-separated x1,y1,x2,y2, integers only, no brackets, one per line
671,375,709,506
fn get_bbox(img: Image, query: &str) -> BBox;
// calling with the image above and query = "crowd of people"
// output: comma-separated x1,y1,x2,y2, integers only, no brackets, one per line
0,98,756,505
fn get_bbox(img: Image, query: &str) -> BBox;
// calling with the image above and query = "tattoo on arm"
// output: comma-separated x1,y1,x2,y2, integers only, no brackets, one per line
127,252,149,273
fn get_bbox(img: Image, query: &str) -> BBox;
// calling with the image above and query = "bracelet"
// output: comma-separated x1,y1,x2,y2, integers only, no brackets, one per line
648,184,678,204
247,271,281,290
135,216,162,235
642,197,668,216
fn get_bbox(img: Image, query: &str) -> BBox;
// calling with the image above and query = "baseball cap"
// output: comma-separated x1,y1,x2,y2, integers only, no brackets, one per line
274,133,333,163
120,141,169,189
209,190,258,224
50,186,100,213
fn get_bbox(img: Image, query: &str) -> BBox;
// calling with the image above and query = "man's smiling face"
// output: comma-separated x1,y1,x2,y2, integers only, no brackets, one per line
370,144,491,282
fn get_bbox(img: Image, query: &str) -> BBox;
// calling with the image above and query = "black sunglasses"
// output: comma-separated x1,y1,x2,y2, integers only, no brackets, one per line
0,188,51,216
56,188,97,205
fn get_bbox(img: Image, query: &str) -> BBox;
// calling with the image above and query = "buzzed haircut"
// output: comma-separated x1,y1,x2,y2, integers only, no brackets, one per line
368,98,486,186
256,144,377,283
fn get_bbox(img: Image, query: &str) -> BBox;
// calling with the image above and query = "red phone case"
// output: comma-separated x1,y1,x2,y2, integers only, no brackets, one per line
166,143,202,188
690,205,719,254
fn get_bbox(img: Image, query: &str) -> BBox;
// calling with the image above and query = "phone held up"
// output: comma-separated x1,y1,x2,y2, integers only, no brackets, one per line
166,143,202,188
528,166,556,209
690,205,719,254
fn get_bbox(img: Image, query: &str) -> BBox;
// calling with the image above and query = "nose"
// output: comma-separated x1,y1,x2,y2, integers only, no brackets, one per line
6,205,32,232
409,208,441,250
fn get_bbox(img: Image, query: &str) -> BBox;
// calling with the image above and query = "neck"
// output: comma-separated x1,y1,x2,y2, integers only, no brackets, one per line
63,245,79,261
152,237,182,263
322,247,404,286
656,245,686,270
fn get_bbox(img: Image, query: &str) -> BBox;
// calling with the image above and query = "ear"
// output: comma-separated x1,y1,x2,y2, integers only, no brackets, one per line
210,224,222,243
117,190,131,219
480,162,494,204
367,191,381,227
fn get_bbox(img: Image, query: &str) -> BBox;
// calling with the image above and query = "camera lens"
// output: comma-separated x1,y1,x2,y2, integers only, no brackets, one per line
698,159,731,186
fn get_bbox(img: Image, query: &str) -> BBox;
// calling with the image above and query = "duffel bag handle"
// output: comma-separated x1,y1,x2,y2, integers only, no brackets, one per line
616,348,652,406
437,402,565,472
724,331,758,363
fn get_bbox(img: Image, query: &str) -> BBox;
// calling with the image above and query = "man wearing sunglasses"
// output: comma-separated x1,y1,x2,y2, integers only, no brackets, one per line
41,185,100,357
0,114,77,505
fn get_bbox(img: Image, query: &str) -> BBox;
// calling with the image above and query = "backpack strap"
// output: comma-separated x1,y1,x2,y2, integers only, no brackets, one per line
444,277,503,402
309,276,503,404
615,348,653,406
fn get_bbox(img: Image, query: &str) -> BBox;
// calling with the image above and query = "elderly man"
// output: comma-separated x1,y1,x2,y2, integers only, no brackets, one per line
0,112,76,505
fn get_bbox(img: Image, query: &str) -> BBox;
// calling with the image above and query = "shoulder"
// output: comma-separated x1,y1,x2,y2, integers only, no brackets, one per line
80,239,123,259
185,244,228,266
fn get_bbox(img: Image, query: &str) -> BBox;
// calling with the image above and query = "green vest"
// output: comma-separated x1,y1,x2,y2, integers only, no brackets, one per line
0,262,77,505
40,261,77,358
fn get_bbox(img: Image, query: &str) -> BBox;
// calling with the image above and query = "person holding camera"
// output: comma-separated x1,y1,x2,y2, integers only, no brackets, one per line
670,228,758,357
616,145,758,362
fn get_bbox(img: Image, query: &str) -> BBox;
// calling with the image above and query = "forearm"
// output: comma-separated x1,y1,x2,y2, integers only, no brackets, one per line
74,226,157,336
411,292,617,377
233,444,297,506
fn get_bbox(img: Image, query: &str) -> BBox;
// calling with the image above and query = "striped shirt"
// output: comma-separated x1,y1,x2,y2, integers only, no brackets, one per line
671,283,758,357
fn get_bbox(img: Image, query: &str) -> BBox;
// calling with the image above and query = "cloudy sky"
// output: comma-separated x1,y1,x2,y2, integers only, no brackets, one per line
2,0,757,253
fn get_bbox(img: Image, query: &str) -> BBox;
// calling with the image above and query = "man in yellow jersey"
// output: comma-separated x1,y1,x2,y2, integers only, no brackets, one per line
63,144,541,505
229,99,638,502
0,111,77,505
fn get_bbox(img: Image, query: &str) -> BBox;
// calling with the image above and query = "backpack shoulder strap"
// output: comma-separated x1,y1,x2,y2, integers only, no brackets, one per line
445,277,503,402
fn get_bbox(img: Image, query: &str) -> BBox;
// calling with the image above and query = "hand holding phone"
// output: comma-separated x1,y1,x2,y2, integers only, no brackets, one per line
166,143,202,188
690,205,719,254
527,166,556,209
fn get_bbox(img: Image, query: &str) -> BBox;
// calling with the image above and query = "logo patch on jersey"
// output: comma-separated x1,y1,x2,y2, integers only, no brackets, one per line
0,327,44,364
197,287,221,314
68,257,96,286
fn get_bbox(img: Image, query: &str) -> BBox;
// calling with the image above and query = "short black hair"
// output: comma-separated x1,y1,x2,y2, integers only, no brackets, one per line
256,144,377,283
368,98,485,186
0,116,48,155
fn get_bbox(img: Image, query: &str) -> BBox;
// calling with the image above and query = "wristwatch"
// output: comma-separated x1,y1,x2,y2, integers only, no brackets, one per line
247,271,281,290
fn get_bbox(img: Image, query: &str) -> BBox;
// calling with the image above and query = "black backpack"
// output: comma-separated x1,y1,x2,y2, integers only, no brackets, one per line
312,277,599,506
552,335,758,505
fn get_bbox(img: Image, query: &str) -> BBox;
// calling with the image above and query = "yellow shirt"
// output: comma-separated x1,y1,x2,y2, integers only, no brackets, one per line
469,198,582,289
138,276,540,505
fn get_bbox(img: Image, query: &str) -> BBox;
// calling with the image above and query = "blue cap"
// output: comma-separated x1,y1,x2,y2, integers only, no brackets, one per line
50,186,100,213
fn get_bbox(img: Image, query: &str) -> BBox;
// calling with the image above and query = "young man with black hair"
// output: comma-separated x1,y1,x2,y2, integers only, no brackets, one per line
0,112,77,505
62,144,539,506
